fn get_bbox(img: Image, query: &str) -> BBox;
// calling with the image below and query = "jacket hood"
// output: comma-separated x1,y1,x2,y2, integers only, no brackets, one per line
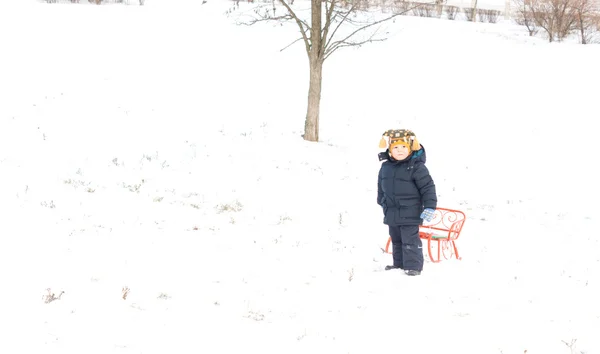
381,144,428,165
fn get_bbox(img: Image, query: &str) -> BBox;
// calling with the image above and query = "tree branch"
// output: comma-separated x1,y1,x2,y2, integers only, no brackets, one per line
233,2,293,25
324,33,387,60
326,38,387,59
278,0,312,55
280,36,306,52
324,2,430,59
324,1,357,53
321,0,339,56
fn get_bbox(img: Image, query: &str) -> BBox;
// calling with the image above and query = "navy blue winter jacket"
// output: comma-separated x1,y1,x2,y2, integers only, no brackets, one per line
377,146,437,226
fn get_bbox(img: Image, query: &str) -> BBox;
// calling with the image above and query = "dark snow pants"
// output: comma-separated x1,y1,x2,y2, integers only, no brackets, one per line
389,225,423,271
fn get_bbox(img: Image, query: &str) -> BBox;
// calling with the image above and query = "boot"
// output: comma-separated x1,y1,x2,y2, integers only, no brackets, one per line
384,265,403,271
391,242,404,269
404,269,421,276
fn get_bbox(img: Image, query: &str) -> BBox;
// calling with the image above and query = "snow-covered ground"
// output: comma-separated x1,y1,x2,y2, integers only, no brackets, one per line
1,1,599,353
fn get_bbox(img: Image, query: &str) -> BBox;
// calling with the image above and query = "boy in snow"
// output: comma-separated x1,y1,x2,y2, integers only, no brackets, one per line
377,129,437,276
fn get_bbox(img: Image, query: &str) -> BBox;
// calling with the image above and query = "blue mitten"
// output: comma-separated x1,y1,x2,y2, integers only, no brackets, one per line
420,208,435,222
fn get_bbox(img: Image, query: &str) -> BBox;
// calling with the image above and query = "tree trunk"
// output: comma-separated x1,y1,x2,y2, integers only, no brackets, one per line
435,0,443,17
303,0,323,142
304,57,323,142
578,12,587,44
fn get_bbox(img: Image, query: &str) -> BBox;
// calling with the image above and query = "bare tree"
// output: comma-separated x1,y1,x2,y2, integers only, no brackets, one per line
513,0,539,35
572,0,598,43
480,9,501,22
553,0,579,40
235,0,421,142
435,0,446,17
462,6,476,20
527,0,578,42
445,5,459,19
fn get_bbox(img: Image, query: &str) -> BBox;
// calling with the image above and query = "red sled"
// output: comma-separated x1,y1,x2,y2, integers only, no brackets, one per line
384,207,466,263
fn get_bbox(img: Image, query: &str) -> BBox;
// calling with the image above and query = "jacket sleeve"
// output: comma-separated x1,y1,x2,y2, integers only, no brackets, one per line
377,167,384,206
413,164,437,210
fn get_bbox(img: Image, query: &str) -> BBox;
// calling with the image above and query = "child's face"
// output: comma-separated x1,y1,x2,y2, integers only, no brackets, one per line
391,144,410,161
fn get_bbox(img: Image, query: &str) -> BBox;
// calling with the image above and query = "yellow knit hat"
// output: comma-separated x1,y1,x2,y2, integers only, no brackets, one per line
378,129,421,152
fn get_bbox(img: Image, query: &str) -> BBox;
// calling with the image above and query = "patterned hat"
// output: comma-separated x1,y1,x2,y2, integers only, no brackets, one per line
378,129,421,152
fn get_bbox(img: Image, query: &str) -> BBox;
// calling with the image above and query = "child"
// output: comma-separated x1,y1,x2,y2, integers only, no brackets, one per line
377,129,437,276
